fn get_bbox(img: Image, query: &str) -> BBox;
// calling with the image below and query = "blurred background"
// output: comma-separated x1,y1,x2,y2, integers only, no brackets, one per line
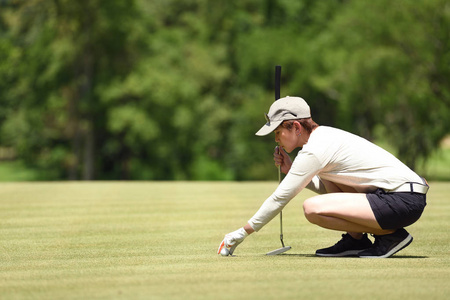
0,0,449,181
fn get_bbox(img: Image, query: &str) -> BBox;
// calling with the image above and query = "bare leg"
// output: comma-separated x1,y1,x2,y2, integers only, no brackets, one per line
303,193,394,235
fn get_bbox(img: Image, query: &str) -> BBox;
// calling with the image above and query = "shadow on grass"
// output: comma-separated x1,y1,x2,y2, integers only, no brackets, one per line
272,253,428,259
390,255,428,259
269,253,316,257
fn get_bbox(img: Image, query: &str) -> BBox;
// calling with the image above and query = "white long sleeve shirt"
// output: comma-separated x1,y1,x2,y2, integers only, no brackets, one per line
248,126,423,232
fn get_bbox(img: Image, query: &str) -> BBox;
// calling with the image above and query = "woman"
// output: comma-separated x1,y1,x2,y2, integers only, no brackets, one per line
218,96,428,258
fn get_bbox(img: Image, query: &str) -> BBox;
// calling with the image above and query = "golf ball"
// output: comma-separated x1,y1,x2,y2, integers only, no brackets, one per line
220,247,230,256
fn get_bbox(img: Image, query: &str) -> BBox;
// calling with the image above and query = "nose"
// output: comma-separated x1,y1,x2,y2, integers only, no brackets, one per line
274,132,280,143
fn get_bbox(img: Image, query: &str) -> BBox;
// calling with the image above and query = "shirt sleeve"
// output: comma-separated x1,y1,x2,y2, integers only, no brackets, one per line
305,175,327,194
248,151,323,232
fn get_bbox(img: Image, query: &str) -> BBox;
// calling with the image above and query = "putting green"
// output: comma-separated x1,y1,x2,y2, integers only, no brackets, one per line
0,182,449,299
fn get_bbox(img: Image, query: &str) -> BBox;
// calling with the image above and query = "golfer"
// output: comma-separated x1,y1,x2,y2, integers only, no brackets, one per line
218,96,428,258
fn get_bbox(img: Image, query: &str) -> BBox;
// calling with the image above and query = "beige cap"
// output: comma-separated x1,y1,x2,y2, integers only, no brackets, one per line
255,96,311,136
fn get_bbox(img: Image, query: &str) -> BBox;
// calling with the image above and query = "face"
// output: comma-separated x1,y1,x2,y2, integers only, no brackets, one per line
274,126,298,153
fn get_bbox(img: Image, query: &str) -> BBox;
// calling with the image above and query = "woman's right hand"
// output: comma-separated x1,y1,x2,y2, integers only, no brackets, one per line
274,146,292,174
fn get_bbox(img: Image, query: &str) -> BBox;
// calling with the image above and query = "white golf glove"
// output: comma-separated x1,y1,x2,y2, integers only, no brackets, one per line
217,227,248,255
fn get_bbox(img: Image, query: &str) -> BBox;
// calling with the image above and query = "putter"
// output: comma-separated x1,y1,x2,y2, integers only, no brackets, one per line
267,65,291,256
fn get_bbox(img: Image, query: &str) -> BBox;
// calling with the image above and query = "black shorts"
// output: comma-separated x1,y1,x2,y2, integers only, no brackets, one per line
366,189,427,230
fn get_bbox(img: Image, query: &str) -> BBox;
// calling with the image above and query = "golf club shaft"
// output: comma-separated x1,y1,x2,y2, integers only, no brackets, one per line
275,66,281,100
266,65,291,255
275,65,286,249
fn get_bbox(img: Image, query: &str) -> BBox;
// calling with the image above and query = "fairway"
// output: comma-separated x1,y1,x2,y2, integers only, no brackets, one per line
1,182,449,299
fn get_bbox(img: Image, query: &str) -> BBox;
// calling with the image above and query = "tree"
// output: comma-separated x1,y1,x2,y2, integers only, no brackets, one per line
0,0,448,180
305,0,450,169
1,0,144,179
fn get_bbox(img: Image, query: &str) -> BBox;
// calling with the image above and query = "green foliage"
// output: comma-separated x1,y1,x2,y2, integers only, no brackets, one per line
309,0,450,168
0,161,44,181
0,0,449,180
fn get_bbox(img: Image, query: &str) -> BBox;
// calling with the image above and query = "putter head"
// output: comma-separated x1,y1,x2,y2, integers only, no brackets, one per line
266,246,291,256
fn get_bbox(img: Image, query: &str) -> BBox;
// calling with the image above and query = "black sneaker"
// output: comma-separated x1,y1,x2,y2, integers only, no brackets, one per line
358,228,413,258
316,233,373,257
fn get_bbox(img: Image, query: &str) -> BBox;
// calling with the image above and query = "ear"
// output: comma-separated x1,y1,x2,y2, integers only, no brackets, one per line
293,121,302,135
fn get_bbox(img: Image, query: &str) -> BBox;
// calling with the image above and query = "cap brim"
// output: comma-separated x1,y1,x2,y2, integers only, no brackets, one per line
255,120,283,136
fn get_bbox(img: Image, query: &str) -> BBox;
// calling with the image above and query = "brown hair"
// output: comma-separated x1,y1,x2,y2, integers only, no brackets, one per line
280,118,319,134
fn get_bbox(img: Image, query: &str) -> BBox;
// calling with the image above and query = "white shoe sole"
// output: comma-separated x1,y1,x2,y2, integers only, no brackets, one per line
358,234,413,258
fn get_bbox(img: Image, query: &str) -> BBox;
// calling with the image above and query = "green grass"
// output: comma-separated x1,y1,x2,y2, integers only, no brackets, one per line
417,147,450,181
0,182,449,299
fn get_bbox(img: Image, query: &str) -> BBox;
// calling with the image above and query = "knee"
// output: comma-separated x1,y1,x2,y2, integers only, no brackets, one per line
303,197,322,224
